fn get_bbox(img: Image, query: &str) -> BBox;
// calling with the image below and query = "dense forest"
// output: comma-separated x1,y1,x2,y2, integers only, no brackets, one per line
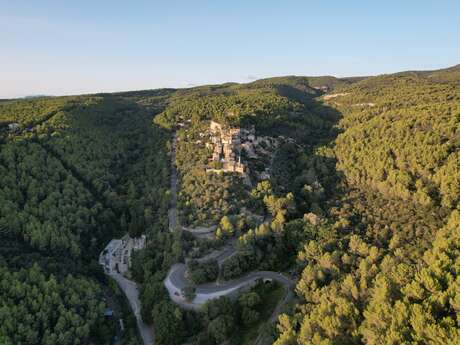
153,77,338,226
0,93,171,345
273,67,460,345
0,264,106,345
150,66,460,344
1,64,459,345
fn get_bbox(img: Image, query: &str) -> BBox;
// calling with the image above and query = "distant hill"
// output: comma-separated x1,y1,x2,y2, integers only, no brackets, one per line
23,94,51,99
249,75,367,92
363,63,460,85
2,62,459,345
423,63,460,82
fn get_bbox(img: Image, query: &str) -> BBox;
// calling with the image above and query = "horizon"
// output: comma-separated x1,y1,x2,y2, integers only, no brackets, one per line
2,0,460,98
2,62,459,101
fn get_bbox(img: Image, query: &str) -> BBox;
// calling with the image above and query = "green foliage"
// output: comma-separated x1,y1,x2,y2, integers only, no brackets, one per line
249,75,362,93
208,315,235,342
0,140,101,257
197,283,283,345
0,93,171,344
179,168,244,226
238,291,262,326
333,75,460,208
136,231,184,323
0,264,106,345
274,70,460,344
187,259,219,284
216,215,235,239
155,79,339,226
154,88,301,129
1,95,170,261
0,96,74,127
152,301,185,345
355,210,460,344
3,66,460,345
182,286,197,301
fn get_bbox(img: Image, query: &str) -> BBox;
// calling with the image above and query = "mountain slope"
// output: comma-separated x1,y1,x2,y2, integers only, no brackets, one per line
1,63,459,345
273,65,460,345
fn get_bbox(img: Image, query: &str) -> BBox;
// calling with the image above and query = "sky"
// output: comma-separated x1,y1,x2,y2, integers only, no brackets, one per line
1,0,459,98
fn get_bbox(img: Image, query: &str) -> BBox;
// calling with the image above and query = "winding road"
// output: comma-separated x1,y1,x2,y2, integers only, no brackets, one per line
182,224,217,239
164,263,294,309
196,240,237,267
110,273,154,345
102,132,294,345
165,132,294,310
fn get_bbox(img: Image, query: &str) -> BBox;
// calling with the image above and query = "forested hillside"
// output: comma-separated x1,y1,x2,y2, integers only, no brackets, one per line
274,68,460,345
1,95,169,261
0,94,171,345
1,65,459,345
0,264,105,345
153,79,338,226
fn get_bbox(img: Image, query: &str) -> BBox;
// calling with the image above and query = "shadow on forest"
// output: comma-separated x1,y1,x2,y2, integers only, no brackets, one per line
266,85,346,216
0,95,165,274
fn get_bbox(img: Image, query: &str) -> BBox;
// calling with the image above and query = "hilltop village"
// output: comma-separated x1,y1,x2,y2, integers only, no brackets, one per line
201,120,281,184
206,120,253,174
3,63,460,345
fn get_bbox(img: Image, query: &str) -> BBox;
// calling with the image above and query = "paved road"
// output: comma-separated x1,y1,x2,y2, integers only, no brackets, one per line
195,240,237,267
182,224,217,234
98,132,292,344
182,225,217,240
164,263,294,308
163,130,294,343
110,273,155,345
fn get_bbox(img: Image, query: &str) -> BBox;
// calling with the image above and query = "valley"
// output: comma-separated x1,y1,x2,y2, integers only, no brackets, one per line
1,64,460,345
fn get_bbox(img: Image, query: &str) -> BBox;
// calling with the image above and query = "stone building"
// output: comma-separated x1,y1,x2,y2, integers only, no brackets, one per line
207,121,256,174
99,235,146,275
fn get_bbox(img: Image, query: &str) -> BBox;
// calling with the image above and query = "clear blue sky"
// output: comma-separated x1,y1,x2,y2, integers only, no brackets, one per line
1,0,459,98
